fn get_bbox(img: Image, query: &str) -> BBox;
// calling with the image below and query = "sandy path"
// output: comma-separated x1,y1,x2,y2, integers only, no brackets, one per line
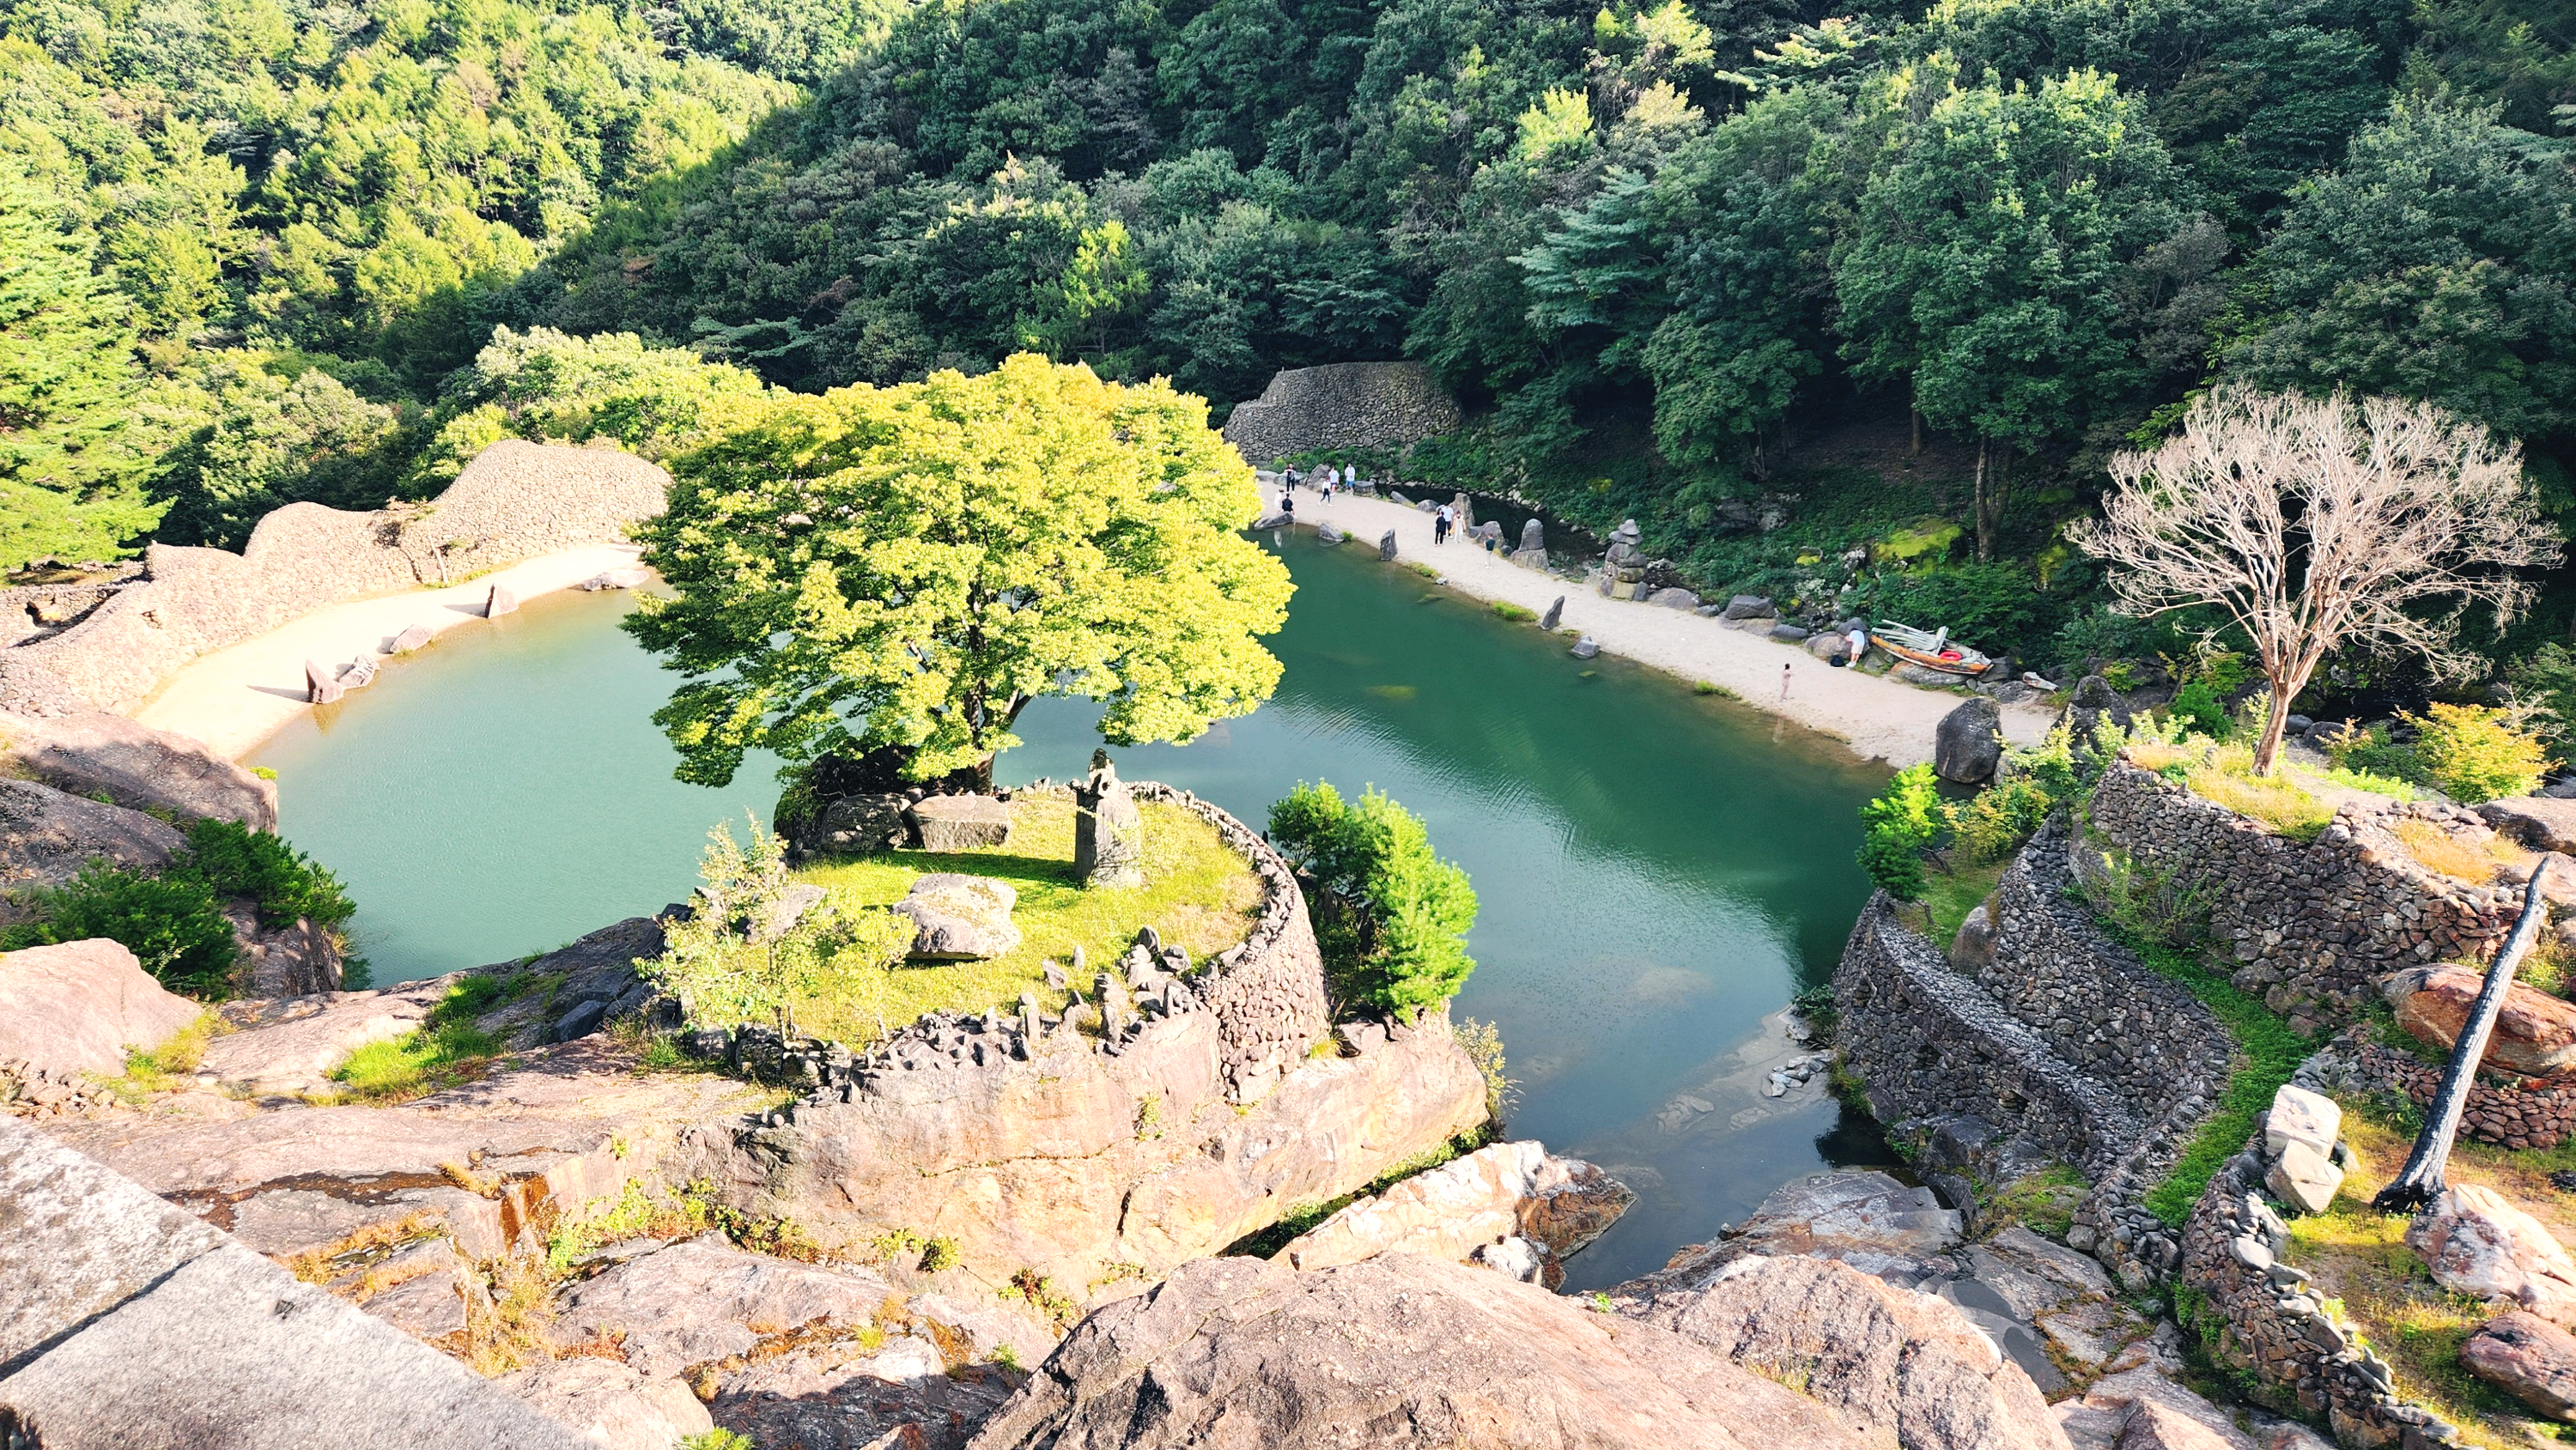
135,544,647,761
1289,493,2054,767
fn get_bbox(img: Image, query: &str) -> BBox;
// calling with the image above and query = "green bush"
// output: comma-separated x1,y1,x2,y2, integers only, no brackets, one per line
180,819,355,930
1268,782,1479,1021
1856,764,1941,900
1943,776,2054,865
0,863,239,995
2405,702,2551,803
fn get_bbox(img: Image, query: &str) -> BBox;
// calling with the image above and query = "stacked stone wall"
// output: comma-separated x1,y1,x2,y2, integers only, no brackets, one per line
0,439,668,715
2348,1034,2576,1150
1220,362,1461,466
2089,762,2518,1020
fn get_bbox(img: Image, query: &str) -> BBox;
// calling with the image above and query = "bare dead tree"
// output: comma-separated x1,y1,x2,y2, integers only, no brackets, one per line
2374,854,2559,1213
2072,386,2559,774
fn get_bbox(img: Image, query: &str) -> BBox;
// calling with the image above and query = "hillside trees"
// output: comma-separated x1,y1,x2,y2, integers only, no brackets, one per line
628,355,1292,789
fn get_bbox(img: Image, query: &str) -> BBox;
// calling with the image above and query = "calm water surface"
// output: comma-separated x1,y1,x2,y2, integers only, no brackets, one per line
252,532,1899,1286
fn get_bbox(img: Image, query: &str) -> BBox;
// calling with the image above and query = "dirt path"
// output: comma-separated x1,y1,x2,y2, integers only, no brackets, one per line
133,544,647,761
1295,493,2054,767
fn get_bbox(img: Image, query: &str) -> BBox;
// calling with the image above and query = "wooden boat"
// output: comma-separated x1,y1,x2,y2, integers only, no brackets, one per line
1869,621,1996,678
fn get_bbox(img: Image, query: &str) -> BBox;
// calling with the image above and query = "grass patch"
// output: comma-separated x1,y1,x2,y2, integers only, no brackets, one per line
2184,750,2333,842
2121,931,2310,1227
1985,1165,2087,1237
94,1011,225,1102
1490,601,1535,622
1693,679,1737,700
1223,1124,1498,1259
2315,764,2424,800
322,977,507,1103
790,798,1261,1045
1920,858,2008,950
1407,561,1441,579
2391,818,2529,884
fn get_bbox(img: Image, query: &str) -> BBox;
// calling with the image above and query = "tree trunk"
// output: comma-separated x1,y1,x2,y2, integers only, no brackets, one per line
1910,408,1923,458
1972,440,1992,563
2252,679,2295,776
2373,854,2560,1213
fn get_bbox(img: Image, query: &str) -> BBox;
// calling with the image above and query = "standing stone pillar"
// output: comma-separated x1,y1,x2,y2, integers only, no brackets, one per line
1599,519,1647,600
1511,518,1547,569
1072,749,1146,889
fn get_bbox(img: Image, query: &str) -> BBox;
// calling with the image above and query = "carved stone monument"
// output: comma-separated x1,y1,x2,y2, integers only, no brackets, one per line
1072,749,1146,889
1598,519,1647,600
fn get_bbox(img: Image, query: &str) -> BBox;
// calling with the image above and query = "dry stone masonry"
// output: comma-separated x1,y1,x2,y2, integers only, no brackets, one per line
1218,362,1461,466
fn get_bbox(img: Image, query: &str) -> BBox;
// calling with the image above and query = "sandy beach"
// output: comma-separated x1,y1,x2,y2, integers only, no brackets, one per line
134,543,648,760
1285,492,2055,767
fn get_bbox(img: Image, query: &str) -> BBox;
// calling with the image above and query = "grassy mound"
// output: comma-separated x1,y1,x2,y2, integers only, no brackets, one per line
789,796,1263,1044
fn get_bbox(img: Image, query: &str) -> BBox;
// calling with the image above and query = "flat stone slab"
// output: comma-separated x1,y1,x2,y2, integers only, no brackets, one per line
198,980,453,1096
908,794,1013,852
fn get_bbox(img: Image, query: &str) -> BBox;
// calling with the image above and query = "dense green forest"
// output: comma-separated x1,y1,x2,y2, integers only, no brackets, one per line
7,0,2576,701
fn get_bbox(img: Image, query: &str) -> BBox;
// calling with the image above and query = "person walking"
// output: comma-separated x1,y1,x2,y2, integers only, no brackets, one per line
1434,501,1454,545
1780,662,1793,700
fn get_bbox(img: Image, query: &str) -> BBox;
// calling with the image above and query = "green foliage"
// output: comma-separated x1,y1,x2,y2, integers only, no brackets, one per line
1454,1017,1518,1123
629,355,1291,786
679,1431,756,1450
2403,701,2553,803
179,818,354,931
1267,782,1479,1021
0,861,237,995
2120,929,2311,1227
1943,776,2055,866
1856,763,1941,900
325,976,508,1101
642,816,914,1036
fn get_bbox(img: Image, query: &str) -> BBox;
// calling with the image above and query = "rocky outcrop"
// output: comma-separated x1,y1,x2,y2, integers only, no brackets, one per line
678,1006,1486,1291
967,1253,1883,1450
2385,963,2576,1079
0,1117,592,1450
1219,362,1461,466
0,938,203,1078
1935,697,2005,785
0,710,276,828
2408,1184,2576,1320
896,873,1023,960
2476,797,2576,854
0,777,185,911
497,1361,714,1450
1273,1139,1633,1286
197,977,454,1096
0,439,668,717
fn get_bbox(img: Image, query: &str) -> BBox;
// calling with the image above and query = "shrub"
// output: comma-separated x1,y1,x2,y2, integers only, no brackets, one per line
1267,782,1478,1020
2403,702,2550,803
1455,1017,1518,1122
641,816,913,1036
1856,764,1941,900
0,863,238,995
180,819,355,929
1490,601,1535,622
1943,776,2054,865
2321,724,2430,786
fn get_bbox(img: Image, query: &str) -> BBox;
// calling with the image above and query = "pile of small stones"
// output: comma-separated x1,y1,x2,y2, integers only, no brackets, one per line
0,1059,133,1119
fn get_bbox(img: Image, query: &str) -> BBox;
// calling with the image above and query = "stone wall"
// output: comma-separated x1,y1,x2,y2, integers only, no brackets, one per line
0,440,669,716
2177,1139,2451,1448
677,782,1483,1290
1835,821,2233,1286
2090,761,2520,1022
1220,361,1461,466
2348,1032,2576,1150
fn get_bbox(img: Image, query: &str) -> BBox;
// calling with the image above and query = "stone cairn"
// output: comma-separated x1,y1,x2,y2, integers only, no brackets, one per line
1597,519,1647,600
1510,519,1547,569
1073,749,1146,889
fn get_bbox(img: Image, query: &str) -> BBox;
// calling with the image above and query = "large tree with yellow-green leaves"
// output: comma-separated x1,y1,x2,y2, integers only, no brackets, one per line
629,354,1293,788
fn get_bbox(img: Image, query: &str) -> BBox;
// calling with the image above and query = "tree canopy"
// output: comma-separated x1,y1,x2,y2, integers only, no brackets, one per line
627,354,1291,786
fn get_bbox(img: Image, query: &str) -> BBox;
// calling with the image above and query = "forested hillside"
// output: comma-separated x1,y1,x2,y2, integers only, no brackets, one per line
7,0,2576,704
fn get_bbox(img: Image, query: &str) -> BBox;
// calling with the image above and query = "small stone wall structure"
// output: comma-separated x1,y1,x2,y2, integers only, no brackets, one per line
2178,1140,2451,1448
1836,821,2233,1285
0,440,669,716
2348,1032,2576,1150
2090,762,2520,1021
680,783,1485,1289
1220,361,1461,466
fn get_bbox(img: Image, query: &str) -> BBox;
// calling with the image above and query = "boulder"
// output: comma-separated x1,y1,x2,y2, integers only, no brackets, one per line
579,567,652,592
2408,1184,2576,1319
1768,622,1811,643
793,792,911,856
1935,696,2006,785
2462,1310,2576,1420
1378,530,1398,561
1540,597,1563,632
0,939,202,1078
196,979,450,1097
231,910,345,998
2060,676,2133,748
2262,1139,2342,1216
487,584,518,618
717,1351,1024,1450
1631,1171,1964,1294
1807,633,1846,660
1722,594,1777,621
1273,1140,1632,1286
966,1254,1880,1450
1648,587,1702,610
2115,1399,2242,1450
1951,902,2000,971
1629,1253,2074,1450
2478,797,2576,855
0,711,276,829
306,658,343,705
387,625,433,654
896,873,1023,961
910,795,1014,853
1315,522,1345,545
2384,963,2576,1079
0,778,185,910
2264,1085,2340,1159
552,1235,896,1379
500,1360,714,1450
1571,634,1600,659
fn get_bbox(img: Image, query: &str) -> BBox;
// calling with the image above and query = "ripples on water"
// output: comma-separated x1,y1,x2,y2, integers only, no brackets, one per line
253,530,1905,1287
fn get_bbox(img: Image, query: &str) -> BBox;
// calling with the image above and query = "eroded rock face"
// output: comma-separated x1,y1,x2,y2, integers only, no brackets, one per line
553,1235,907,1377
2463,1310,2576,1420
499,1360,713,1450
967,1253,1879,1450
1628,1253,2074,1450
0,938,203,1078
2477,798,2576,855
0,777,184,911
2385,964,2576,1079
1273,1140,1632,1286
1935,697,2005,785
2407,1184,2576,1320
0,711,276,829
197,979,451,1097
676,1010,1487,1290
